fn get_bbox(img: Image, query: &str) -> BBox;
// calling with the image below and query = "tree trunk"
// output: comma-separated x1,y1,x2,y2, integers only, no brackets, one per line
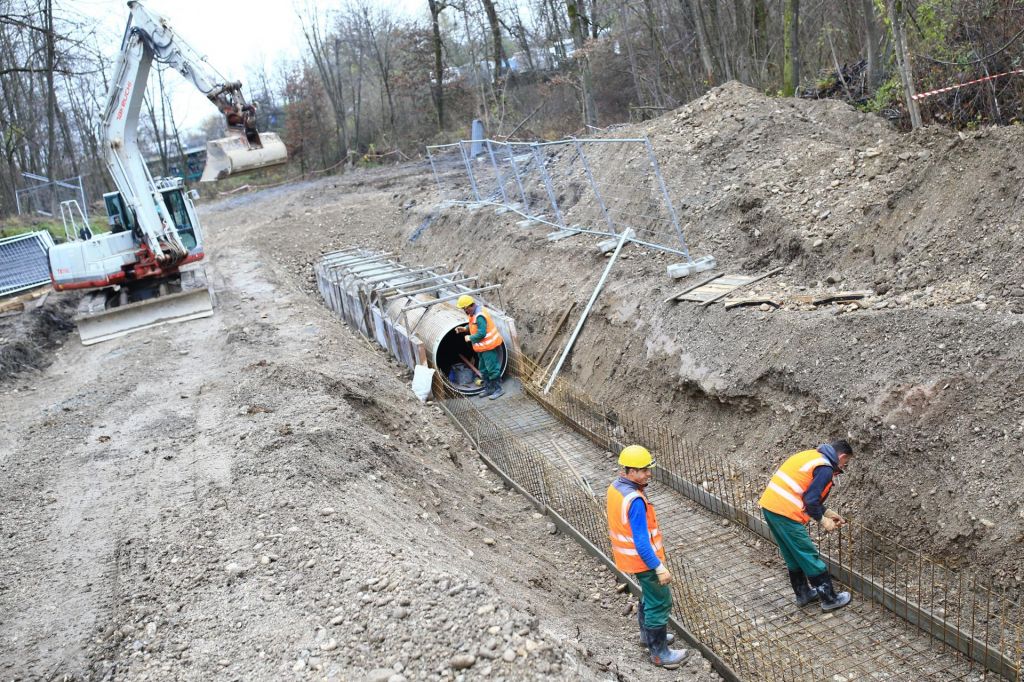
687,0,716,85
885,0,922,128
44,0,57,213
480,0,504,86
427,0,445,132
861,0,882,89
782,0,799,96
566,0,597,126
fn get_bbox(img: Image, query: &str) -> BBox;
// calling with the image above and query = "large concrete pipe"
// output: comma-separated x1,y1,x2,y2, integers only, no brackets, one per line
385,297,509,396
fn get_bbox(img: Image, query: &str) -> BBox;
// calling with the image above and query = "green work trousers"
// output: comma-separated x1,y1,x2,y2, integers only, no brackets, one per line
635,569,673,628
477,348,502,381
762,508,828,576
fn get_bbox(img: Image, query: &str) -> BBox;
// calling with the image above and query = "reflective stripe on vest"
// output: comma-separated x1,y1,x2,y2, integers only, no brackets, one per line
606,479,667,574
758,450,833,524
468,307,503,352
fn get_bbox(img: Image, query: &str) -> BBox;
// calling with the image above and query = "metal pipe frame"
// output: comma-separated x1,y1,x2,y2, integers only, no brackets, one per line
572,138,617,235
383,276,477,301
531,144,566,228
400,284,501,312
458,141,482,203
373,271,464,299
484,140,510,205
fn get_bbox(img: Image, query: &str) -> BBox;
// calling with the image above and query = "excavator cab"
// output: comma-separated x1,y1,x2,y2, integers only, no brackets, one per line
102,183,200,253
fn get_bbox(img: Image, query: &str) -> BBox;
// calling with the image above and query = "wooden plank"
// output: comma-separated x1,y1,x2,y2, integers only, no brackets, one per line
701,267,784,308
813,290,873,306
535,301,577,366
663,273,724,303
724,298,784,311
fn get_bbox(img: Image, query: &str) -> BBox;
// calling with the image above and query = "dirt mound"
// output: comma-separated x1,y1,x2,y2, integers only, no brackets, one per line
0,292,76,383
635,81,1024,307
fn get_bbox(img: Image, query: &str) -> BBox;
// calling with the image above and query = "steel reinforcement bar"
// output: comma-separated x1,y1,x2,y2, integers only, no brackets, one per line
433,377,829,681
514,353,1024,681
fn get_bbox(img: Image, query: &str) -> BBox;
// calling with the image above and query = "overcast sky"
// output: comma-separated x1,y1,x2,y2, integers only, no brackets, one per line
65,0,425,131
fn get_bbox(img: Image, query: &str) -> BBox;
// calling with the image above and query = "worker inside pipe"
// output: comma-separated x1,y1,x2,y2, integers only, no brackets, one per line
440,295,507,398
436,328,508,396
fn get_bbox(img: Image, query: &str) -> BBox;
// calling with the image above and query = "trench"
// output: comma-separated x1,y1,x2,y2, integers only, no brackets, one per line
315,249,1022,682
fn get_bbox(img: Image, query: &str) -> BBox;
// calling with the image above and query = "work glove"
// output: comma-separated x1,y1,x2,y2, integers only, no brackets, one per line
464,335,471,343
824,509,847,527
820,517,838,533
456,326,468,333
655,564,673,585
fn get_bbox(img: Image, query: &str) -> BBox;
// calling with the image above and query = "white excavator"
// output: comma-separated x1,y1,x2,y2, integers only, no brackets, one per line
48,1,287,344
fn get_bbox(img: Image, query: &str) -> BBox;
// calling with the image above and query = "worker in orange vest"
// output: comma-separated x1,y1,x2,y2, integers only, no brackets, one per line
758,440,854,612
456,295,505,399
607,445,689,669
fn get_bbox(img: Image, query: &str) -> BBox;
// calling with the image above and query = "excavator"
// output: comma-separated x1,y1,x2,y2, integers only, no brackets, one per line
48,1,287,344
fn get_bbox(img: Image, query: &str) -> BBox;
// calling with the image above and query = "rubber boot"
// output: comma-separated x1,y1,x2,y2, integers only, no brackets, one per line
809,572,851,612
788,569,820,607
637,600,675,648
646,625,688,669
488,377,505,400
479,379,495,397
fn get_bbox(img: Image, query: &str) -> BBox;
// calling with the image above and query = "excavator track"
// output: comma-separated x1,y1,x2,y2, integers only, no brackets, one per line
75,266,215,345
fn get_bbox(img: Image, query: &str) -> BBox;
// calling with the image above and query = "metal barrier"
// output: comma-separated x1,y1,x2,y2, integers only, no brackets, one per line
0,231,55,297
426,137,693,260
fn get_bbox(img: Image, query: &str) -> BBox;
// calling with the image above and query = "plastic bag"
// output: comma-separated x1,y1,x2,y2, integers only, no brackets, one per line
412,364,435,402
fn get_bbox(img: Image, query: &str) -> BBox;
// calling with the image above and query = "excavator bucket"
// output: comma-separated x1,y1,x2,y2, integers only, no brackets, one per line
200,132,287,182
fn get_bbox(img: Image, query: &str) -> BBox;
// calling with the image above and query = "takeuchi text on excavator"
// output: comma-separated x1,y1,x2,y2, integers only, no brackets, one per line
47,0,287,345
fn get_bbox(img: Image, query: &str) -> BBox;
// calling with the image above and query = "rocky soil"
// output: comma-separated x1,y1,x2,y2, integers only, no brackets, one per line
0,183,716,680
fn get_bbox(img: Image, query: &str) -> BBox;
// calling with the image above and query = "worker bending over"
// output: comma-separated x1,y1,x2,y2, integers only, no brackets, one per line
607,445,689,669
758,439,854,612
456,295,505,400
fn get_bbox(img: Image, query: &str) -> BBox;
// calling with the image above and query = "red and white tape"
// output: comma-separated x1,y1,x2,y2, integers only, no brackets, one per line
912,68,1024,100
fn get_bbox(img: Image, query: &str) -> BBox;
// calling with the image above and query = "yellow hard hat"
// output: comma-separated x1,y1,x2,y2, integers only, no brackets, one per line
456,295,475,309
618,445,655,469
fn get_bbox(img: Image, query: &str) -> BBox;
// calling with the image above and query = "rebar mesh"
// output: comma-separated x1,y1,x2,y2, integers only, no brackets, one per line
513,353,1023,681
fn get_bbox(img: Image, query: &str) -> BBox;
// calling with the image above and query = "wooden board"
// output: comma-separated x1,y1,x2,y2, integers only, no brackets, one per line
675,276,760,303
724,298,783,310
0,285,50,314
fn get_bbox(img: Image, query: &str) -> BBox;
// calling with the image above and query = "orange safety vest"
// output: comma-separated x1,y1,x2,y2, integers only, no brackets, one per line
758,449,834,524
468,307,503,353
606,478,667,574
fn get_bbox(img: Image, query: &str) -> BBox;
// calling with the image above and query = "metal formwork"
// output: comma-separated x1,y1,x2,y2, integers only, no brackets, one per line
315,248,519,383
0,231,55,297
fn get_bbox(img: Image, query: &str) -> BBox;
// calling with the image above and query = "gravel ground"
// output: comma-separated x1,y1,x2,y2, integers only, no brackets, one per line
0,187,717,681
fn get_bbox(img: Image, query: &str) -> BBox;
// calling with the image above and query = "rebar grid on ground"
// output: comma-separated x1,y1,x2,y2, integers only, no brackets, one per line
513,352,1023,681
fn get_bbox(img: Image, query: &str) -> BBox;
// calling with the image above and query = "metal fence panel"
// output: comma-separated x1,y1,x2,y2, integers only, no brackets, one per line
426,136,693,259
0,231,55,297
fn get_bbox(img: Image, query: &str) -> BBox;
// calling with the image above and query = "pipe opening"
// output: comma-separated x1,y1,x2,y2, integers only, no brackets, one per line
435,326,508,396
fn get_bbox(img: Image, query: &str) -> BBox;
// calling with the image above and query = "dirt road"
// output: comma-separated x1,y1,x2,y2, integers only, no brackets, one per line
0,187,717,681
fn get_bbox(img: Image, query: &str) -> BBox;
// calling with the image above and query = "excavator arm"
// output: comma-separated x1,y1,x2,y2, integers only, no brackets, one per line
100,1,286,261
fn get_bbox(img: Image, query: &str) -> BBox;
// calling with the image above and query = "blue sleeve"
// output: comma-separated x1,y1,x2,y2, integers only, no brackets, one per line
628,497,662,570
469,314,487,342
803,466,834,521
